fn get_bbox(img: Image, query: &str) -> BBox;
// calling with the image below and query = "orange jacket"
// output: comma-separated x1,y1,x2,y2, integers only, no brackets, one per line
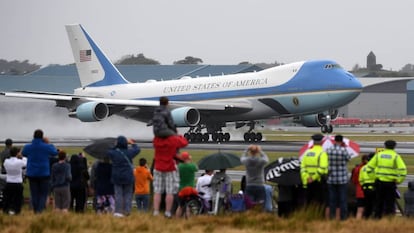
134,166,153,195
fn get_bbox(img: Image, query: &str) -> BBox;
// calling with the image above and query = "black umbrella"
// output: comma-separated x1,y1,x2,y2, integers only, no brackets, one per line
265,157,302,186
198,151,242,170
83,137,117,159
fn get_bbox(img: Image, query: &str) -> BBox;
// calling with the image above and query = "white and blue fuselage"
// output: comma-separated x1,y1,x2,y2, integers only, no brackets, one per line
2,24,363,141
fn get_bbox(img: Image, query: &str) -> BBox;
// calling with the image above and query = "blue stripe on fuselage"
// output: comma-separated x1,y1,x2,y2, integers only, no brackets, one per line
80,26,128,87
138,60,362,102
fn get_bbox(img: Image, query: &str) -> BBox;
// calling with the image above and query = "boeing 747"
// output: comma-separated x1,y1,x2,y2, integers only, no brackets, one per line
1,24,363,142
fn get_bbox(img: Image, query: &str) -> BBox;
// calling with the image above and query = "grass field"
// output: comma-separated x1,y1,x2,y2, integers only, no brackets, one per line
1,206,414,233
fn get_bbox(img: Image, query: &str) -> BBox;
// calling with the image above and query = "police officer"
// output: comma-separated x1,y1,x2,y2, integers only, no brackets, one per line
365,140,407,218
300,133,328,207
358,153,376,219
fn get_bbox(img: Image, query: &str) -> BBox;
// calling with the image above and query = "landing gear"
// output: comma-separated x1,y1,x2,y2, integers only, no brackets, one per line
184,132,210,142
184,121,263,143
211,132,230,142
320,124,333,134
243,132,263,142
184,125,210,143
320,112,334,134
243,121,263,142
206,123,231,143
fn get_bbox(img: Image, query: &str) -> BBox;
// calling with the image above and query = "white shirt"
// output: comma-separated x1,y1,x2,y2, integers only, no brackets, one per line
4,157,27,183
196,173,213,201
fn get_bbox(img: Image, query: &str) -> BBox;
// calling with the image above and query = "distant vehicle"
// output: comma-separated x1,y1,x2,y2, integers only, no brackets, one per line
1,24,363,142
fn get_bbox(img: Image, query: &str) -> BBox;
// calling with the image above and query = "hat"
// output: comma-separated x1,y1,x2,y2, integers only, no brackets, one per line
5,138,12,146
180,151,191,161
311,133,324,142
334,134,343,142
384,140,396,149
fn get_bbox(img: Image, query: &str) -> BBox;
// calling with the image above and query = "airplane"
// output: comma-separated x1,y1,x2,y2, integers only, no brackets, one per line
1,24,363,142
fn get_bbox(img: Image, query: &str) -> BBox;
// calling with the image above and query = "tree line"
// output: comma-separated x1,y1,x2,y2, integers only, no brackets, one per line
1,54,414,77
0,59,41,75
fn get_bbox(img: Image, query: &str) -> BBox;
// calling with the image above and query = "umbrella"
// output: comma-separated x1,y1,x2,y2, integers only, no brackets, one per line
265,157,302,186
198,152,242,170
83,137,116,159
298,135,360,160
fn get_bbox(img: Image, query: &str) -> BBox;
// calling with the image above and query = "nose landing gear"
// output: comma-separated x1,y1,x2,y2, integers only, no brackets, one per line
321,124,333,134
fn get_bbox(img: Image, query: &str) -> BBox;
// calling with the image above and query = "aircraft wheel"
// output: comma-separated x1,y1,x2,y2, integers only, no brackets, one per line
250,132,257,142
321,125,328,134
327,125,333,133
184,133,191,141
243,133,250,142
195,133,203,142
212,133,218,142
202,133,210,142
256,132,263,142
218,133,224,142
224,133,230,142
190,133,197,142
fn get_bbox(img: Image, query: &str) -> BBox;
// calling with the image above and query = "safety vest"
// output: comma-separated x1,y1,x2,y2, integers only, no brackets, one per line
366,149,407,183
359,164,376,190
300,145,328,187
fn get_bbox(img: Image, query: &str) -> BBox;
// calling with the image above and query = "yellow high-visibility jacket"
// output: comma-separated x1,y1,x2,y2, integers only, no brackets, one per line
365,149,407,184
359,164,376,190
300,145,328,187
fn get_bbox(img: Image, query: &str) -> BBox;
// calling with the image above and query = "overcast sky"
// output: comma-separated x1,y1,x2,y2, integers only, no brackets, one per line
1,0,413,71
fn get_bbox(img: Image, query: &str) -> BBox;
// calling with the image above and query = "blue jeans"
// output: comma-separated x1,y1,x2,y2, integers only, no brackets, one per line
114,183,134,215
328,183,348,220
264,184,273,212
135,194,150,212
28,177,50,213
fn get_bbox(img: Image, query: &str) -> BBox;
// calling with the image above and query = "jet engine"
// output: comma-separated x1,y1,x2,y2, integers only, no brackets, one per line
294,113,326,127
294,110,338,127
171,107,200,127
74,102,109,122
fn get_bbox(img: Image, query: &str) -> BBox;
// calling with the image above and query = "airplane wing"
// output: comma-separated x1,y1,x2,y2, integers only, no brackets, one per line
1,91,252,115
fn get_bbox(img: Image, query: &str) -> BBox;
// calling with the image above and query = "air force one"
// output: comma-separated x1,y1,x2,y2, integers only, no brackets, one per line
1,24,363,142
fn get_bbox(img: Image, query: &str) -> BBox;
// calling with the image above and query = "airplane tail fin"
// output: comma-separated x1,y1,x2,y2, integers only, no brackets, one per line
65,24,129,88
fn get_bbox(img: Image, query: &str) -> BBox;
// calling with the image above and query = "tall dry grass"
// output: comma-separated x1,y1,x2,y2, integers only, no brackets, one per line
1,208,414,233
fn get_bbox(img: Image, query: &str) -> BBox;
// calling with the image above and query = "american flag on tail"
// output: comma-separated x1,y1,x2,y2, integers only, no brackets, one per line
80,49,92,62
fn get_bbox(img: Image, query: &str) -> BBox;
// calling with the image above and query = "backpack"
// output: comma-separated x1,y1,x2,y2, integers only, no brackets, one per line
229,194,246,212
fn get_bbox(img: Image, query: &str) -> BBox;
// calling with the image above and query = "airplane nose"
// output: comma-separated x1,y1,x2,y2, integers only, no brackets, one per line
345,72,363,90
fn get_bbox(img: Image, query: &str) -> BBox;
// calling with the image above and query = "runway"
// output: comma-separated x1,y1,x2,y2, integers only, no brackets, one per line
26,138,413,155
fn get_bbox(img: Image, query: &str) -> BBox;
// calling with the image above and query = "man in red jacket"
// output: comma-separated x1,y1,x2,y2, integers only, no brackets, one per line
152,134,188,218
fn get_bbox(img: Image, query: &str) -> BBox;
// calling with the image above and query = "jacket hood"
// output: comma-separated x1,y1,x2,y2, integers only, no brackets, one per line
116,136,128,149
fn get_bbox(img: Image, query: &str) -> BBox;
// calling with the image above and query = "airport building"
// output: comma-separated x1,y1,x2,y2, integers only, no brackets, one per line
1,64,413,122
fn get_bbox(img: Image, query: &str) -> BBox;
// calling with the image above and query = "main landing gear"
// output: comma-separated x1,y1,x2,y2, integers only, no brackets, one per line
183,131,230,142
243,121,263,142
184,125,231,143
243,132,263,142
184,121,263,143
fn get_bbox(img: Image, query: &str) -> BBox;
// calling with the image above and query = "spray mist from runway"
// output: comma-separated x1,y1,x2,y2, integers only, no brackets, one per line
0,98,154,141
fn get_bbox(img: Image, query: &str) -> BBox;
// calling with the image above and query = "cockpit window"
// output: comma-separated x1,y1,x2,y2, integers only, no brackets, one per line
324,63,342,69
